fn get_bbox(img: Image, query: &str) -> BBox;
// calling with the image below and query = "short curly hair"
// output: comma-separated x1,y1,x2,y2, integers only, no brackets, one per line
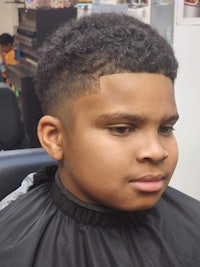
35,12,178,114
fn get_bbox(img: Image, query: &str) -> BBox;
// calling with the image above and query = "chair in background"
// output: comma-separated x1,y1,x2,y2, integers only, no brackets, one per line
20,76,43,148
0,85,28,150
0,147,56,200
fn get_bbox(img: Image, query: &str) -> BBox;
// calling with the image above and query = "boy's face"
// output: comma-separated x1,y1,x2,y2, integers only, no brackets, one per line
0,43,12,54
58,73,179,211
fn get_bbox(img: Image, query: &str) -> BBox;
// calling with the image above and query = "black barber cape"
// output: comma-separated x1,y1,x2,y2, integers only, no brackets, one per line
0,166,200,267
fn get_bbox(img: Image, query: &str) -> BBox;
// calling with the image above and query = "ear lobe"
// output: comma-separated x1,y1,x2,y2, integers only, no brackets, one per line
37,115,64,161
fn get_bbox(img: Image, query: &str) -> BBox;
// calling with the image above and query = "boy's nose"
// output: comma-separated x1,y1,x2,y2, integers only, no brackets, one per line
136,136,168,164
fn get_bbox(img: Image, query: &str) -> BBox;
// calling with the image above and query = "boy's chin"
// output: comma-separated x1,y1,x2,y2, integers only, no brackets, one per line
109,193,163,212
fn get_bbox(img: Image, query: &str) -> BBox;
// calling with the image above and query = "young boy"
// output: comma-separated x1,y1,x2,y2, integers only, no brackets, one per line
0,33,19,82
0,13,200,267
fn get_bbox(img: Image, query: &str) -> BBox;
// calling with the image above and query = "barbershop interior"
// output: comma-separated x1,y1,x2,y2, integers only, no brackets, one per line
0,0,200,202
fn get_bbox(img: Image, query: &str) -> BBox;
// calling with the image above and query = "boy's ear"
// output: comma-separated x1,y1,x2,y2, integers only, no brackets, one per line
37,115,64,161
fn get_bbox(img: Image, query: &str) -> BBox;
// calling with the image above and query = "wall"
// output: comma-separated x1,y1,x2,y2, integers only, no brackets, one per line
0,1,20,35
169,5,200,200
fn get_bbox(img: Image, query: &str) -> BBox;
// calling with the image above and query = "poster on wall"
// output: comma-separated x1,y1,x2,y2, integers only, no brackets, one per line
177,0,200,25
127,0,150,24
77,0,150,24
25,0,78,8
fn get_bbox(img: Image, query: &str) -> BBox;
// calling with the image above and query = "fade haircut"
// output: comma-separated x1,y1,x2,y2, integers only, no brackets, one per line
35,12,178,114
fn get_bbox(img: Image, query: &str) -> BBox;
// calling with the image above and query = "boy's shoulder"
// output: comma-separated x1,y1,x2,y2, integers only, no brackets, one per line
148,186,200,235
158,186,200,250
161,186,200,220
163,186,200,212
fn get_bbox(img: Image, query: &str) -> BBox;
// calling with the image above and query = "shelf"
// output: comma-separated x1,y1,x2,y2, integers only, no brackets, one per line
5,1,25,4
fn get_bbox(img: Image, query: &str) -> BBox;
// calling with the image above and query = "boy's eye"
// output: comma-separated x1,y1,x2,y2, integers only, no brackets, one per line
159,125,175,135
107,125,135,136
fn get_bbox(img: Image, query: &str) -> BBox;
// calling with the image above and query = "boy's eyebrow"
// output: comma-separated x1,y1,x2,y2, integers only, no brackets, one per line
162,114,179,124
98,113,146,123
97,113,179,123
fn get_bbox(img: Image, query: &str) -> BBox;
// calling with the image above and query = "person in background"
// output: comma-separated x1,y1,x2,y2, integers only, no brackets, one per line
0,33,19,83
0,12,200,267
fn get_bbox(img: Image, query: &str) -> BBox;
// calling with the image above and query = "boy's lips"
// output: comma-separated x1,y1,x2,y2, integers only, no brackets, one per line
129,174,166,192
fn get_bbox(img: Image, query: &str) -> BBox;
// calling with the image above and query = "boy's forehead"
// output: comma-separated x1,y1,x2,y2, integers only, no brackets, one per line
60,72,174,109
57,72,177,129
100,72,151,83
71,72,174,107
99,72,173,91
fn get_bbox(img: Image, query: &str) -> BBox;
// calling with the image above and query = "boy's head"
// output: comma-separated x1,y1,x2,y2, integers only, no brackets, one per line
35,12,178,115
36,13,179,211
0,33,14,53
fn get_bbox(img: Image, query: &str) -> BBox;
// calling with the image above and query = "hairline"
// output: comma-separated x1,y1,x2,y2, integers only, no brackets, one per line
47,70,174,116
